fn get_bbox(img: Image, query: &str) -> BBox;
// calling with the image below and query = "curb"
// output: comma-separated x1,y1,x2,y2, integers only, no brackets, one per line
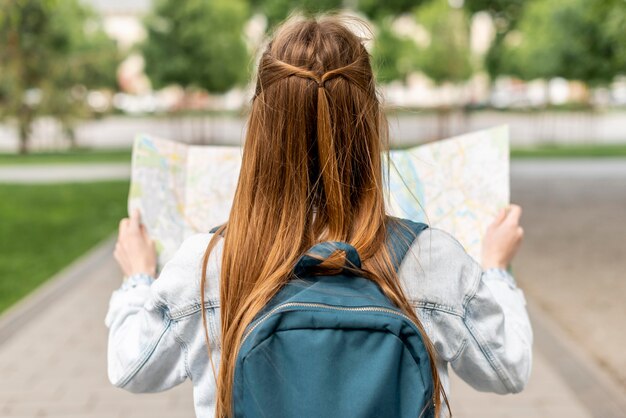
0,236,116,345
528,299,626,418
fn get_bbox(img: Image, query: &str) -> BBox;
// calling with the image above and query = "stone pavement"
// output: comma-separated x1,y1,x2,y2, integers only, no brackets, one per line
511,160,626,393
450,354,592,418
2,239,619,418
0,239,194,418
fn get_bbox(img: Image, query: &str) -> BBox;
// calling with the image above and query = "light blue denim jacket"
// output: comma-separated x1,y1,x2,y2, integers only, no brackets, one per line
105,228,533,417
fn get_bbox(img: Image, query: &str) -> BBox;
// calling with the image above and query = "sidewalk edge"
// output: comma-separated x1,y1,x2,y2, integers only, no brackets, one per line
0,236,116,345
529,299,626,418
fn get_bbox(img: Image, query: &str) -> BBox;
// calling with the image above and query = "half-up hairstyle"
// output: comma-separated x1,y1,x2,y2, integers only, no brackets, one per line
200,14,448,417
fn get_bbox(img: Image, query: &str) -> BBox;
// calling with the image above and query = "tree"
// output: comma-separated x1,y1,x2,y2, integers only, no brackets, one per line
415,0,473,137
371,19,420,84
601,0,626,75
250,0,342,29
250,0,432,85
505,0,625,91
463,0,525,80
0,0,119,153
141,0,250,94
358,0,427,21
44,1,119,146
416,0,473,86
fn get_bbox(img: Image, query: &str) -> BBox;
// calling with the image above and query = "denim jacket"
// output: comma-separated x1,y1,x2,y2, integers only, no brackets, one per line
105,228,533,417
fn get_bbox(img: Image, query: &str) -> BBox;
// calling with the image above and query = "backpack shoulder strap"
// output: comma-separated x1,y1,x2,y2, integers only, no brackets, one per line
209,225,224,236
209,217,427,272
385,216,428,273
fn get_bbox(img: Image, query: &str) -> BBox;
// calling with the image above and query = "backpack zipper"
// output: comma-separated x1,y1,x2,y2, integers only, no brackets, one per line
241,302,413,346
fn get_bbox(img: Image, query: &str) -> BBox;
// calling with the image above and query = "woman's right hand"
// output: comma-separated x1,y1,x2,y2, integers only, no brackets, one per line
114,209,157,278
481,204,524,270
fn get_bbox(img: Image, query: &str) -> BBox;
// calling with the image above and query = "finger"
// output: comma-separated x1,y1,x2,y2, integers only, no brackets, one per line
132,208,142,223
140,222,150,239
492,207,508,225
114,245,131,273
113,244,125,263
118,218,130,236
506,204,522,225
517,226,524,239
114,241,125,256
129,209,141,231
134,210,152,240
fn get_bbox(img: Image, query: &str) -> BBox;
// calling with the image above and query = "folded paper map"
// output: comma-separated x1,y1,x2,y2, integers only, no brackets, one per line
129,126,509,268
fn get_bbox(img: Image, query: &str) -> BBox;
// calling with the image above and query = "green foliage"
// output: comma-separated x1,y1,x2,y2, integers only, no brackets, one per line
415,0,473,85
505,0,625,85
371,19,419,84
141,0,250,93
252,0,342,29
0,181,128,314
463,0,525,79
358,0,426,20
0,0,120,152
464,0,525,27
45,1,119,90
594,0,626,75
252,0,427,30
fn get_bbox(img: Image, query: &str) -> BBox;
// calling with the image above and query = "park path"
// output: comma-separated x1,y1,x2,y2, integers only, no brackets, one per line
1,157,626,184
0,163,129,183
0,239,610,418
2,159,625,417
0,239,195,418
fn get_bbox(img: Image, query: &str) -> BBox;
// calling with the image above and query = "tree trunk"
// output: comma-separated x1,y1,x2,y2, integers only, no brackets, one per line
17,112,32,155
66,124,77,149
436,106,451,140
545,82,552,108
18,126,28,154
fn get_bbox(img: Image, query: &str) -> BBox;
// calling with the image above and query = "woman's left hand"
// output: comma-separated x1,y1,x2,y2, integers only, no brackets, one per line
114,209,157,278
481,204,524,270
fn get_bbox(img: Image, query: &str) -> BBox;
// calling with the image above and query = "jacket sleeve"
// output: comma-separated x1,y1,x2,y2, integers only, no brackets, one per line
450,267,533,394
104,238,203,393
402,228,533,395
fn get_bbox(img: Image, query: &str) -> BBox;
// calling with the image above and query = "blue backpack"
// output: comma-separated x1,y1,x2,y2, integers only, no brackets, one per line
215,218,434,418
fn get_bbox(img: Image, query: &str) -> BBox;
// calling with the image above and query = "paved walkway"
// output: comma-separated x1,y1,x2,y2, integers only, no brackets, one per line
1,240,621,418
0,163,129,183
0,240,194,418
450,354,592,418
1,158,626,184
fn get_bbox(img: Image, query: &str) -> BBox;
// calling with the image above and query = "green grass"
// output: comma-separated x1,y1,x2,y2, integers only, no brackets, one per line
511,143,626,158
0,148,131,165
0,181,129,314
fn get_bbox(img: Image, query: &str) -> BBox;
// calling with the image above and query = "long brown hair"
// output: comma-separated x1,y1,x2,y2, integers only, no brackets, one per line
201,14,448,417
